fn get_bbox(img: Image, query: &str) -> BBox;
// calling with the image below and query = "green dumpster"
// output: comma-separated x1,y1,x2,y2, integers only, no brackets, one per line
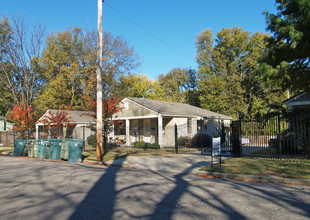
60,139,69,160
68,139,85,162
27,140,37,158
49,139,63,160
14,139,27,156
37,139,49,159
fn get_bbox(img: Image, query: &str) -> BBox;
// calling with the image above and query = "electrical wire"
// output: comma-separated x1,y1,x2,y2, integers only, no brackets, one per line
103,1,191,61
145,0,193,39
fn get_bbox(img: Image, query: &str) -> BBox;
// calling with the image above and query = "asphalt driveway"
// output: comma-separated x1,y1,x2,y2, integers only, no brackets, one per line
1,156,310,220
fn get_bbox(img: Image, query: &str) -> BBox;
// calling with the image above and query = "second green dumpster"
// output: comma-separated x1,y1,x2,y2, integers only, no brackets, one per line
68,139,85,162
49,139,63,160
37,139,49,159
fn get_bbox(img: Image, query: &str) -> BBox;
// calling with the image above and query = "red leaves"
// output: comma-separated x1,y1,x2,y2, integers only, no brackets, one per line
39,105,74,138
83,96,122,120
7,103,35,131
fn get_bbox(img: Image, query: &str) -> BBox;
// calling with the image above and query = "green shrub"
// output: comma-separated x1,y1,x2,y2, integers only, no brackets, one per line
148,143,160,149
178,136,191,148
134,141,145,148
87,134,96,148
191,133,212,148
133,141,160,149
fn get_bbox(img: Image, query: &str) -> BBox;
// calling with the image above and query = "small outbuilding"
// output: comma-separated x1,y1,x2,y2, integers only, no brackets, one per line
283,92,310,111
35,110,95,140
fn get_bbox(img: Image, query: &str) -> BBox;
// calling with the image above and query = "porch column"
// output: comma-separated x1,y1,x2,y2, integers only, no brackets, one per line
36,124,39,140
158,116,163,148
126,119,130,146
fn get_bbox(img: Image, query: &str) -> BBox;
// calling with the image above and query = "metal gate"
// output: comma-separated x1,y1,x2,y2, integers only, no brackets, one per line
233,112,310,159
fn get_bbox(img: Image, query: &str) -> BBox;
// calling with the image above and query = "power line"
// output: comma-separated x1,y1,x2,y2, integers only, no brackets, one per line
103,1,191,61
145,0,193,39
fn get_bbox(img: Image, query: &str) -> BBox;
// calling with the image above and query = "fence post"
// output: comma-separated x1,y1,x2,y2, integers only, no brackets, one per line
232,119,241,157
174,124,178,154
278,113,282,160
200,120,203,154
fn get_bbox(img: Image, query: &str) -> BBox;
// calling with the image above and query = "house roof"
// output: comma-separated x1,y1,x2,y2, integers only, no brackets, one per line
36,109,95,124
125,97,232,120
283,92,310,107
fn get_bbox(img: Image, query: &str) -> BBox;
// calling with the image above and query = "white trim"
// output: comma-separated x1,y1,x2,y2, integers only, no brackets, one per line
111,115,158,120
36,121,95,125
36,110,51,124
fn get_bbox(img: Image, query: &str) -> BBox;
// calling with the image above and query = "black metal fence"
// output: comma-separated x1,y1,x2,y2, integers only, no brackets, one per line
175,120,233,155
236,111,310,159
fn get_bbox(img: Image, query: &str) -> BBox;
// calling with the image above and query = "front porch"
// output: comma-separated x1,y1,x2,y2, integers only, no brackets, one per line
109,116,164,147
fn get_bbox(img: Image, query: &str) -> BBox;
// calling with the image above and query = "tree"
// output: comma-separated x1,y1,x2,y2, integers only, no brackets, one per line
35,27,85,110
155,67,199,104
118,74,156,98
0,16,46,109
196,27,284,118
35,28,140,111
6,103,35,136
0,79,13,116
83,96,122,160
264,0,310,92
82,31,140,100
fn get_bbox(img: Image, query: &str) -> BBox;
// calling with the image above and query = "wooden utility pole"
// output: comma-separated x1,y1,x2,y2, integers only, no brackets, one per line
96,0,103,160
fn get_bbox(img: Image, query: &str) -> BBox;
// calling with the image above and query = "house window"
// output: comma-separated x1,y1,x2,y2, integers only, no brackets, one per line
114,121,126,135
187,119,192,134
124,102,129,110
203,120,208,130
145,120,151,133
197,120,203,132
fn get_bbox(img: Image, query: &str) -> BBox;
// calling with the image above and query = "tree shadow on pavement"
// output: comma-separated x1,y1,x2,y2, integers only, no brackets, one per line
68,156,127,220
148,161,246,220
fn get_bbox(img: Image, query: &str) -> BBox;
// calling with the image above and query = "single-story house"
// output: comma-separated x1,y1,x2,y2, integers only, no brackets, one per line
0,116,14,130
35,110,95,140
109,97,232,147
283,92,310,111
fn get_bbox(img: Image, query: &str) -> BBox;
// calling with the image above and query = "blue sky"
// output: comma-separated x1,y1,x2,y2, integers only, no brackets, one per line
1,0,277,79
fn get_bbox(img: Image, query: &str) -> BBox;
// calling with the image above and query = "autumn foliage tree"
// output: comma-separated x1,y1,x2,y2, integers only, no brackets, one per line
7,103,35,138
83,96,122,159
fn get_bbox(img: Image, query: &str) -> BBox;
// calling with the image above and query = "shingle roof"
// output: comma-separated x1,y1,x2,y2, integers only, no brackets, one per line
283,92,310,107
126,97,232,120
37,110,95,124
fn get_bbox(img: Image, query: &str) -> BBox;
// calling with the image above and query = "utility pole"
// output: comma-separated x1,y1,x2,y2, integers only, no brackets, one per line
96,0,103,160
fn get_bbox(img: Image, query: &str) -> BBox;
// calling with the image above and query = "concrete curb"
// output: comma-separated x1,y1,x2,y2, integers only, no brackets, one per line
191,170,310,186
82,159,310,186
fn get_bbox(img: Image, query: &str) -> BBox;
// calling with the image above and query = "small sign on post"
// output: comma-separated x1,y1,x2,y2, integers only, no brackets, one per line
211,137,221,167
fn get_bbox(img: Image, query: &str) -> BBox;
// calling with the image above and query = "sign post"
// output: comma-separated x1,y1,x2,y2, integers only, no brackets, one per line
211,137,221,167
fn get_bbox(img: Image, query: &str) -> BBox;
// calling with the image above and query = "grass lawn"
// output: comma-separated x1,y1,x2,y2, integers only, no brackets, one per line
0,147,14,154
82,147,180,162
201,157,310,180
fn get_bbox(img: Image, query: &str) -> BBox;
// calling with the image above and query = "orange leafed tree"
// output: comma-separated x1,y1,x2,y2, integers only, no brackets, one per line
7,103,35,132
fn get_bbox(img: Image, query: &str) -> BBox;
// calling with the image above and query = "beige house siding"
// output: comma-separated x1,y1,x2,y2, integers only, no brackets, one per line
114,100,158,119
163,117,189,147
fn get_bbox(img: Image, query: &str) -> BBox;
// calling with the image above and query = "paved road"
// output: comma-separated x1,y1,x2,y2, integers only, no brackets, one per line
0,156,310,220
104,154,220,173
